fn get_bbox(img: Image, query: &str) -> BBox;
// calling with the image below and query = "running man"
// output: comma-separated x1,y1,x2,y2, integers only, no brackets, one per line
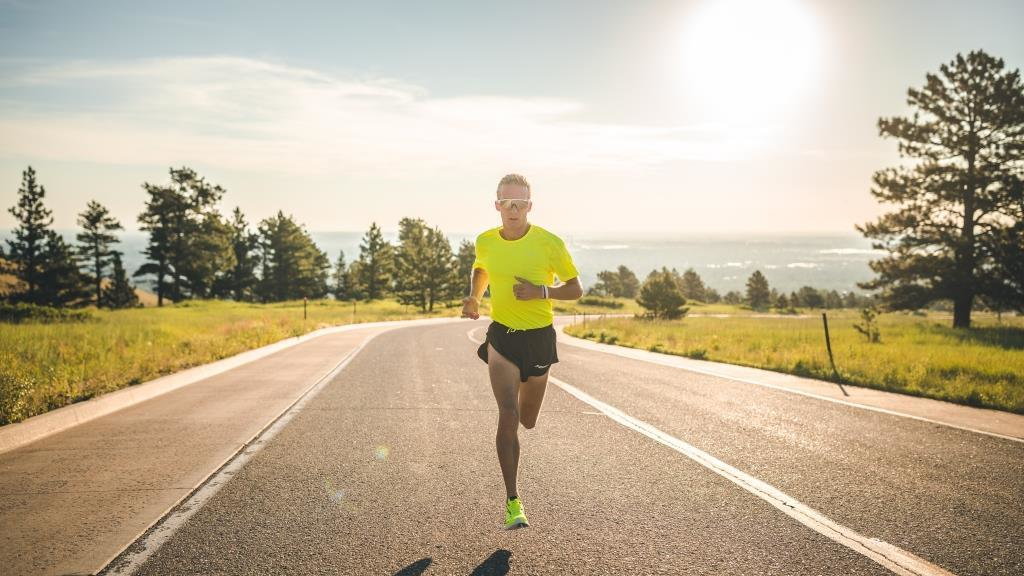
461,173,583,529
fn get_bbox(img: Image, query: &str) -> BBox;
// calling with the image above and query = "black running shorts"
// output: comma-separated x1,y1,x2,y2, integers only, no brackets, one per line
477,321,559,382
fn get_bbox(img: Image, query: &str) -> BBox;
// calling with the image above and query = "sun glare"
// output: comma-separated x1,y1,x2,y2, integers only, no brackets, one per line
680,0,820,128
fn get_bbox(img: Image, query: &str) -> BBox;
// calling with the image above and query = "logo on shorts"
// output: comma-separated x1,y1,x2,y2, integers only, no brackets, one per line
533,364,549,369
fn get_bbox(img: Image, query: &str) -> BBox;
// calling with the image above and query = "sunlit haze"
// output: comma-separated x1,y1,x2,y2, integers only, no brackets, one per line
1,0,1021,236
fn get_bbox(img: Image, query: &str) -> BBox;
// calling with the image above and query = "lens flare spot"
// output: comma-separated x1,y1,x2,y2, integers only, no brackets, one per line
374,445,390,460
323,478,345,505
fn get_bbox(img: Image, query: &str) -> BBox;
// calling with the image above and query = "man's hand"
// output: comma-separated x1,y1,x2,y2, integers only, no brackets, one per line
513,276,543,300
461,296,480,319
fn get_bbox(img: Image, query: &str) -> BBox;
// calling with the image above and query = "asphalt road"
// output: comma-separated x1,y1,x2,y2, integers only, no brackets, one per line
108,320,1023,576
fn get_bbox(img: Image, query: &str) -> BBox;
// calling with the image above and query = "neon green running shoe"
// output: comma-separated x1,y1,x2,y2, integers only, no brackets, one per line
504,497,529,529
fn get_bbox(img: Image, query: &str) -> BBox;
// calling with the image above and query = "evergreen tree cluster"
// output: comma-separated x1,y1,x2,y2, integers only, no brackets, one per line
4,167,129,308
330,220,463,312
618,262,878,318
3,166,468,311
589,265,640,298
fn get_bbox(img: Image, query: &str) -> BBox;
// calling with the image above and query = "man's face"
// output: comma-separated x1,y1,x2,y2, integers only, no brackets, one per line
495,184,531,225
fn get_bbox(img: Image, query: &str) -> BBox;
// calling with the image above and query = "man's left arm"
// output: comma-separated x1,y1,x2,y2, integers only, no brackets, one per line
512,276,583,301
547,277,583,300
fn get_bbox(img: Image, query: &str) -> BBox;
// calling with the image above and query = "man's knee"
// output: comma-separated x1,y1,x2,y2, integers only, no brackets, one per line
497,407,520,429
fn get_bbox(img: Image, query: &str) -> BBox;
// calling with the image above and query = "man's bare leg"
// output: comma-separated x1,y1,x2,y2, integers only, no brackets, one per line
518,373,549,429
488,343,521,500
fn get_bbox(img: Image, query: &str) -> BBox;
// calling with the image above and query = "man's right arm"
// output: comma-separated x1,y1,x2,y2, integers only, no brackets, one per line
462,267,488,319
468,267,488,303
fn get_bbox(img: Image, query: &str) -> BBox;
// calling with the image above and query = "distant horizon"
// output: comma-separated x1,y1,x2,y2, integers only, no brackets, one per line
1,227,881,294
1,226,873,240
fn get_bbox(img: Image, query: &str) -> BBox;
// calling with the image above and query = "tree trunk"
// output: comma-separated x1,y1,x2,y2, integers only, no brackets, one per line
157,259,166,307
955,132,978,329
953,293,973,328
94,245,102,308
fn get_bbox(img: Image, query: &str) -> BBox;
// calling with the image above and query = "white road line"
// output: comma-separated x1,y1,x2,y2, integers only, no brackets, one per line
100,330,386,576
550,375,957,576
467,325,956,576
557,329,1023,444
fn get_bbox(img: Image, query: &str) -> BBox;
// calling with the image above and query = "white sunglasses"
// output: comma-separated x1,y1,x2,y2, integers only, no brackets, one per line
496,198,531,210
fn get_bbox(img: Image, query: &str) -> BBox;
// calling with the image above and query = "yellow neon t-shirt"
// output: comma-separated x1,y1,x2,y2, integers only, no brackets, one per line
472,223,579,330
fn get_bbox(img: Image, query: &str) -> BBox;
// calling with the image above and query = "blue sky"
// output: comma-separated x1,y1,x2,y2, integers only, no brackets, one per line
1,0,1022,235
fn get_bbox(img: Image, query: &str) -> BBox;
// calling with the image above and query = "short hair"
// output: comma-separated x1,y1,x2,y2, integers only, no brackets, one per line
496,173,531,198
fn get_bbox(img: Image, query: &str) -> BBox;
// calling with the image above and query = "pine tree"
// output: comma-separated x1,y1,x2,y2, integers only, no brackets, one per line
857,50,1024,328
332,250,349,300
5,167,87,307
136,167,234,304
636,267,688,319
680,268,707,302
172,168,233,299
745,270,771,310
394,218,459,312
255,211,330,301
723,291,742,305
842,291,859,309
797,286,824,309
356,222,393,300
617,265,640,298
101,252,140,309
425,225,460,310
456,239,476,298
346,260,366,301
775,293,790,310
36,231,90,307
6,166,52,301
789,290,801,308
136,181,185,306
705,287,721,304
76,200,123,307
824,290,843,309
594,269,623,297
217,207,259,301
394,218,429,309
184,212,236,299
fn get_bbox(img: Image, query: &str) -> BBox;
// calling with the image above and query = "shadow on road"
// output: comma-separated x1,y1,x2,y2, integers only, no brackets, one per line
470,549,512,575
393,549,510,576
394,557,432,575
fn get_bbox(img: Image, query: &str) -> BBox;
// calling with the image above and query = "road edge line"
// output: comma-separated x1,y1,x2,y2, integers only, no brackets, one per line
549,374,958,576
96,327,387,575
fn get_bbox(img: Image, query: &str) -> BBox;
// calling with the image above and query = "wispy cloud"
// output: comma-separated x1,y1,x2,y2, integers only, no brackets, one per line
0,56,758,177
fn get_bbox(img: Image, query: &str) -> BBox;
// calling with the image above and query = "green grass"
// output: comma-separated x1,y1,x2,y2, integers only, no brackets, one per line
0,298,464,425
564,308,1024,414
8,296,1020,424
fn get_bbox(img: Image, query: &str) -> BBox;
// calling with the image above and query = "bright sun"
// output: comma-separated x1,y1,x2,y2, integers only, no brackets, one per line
680,0,820,127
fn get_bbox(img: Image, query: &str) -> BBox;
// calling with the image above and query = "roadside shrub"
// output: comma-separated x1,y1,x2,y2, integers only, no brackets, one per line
578,296,624,309
853,306,882,343
0,303,94,324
